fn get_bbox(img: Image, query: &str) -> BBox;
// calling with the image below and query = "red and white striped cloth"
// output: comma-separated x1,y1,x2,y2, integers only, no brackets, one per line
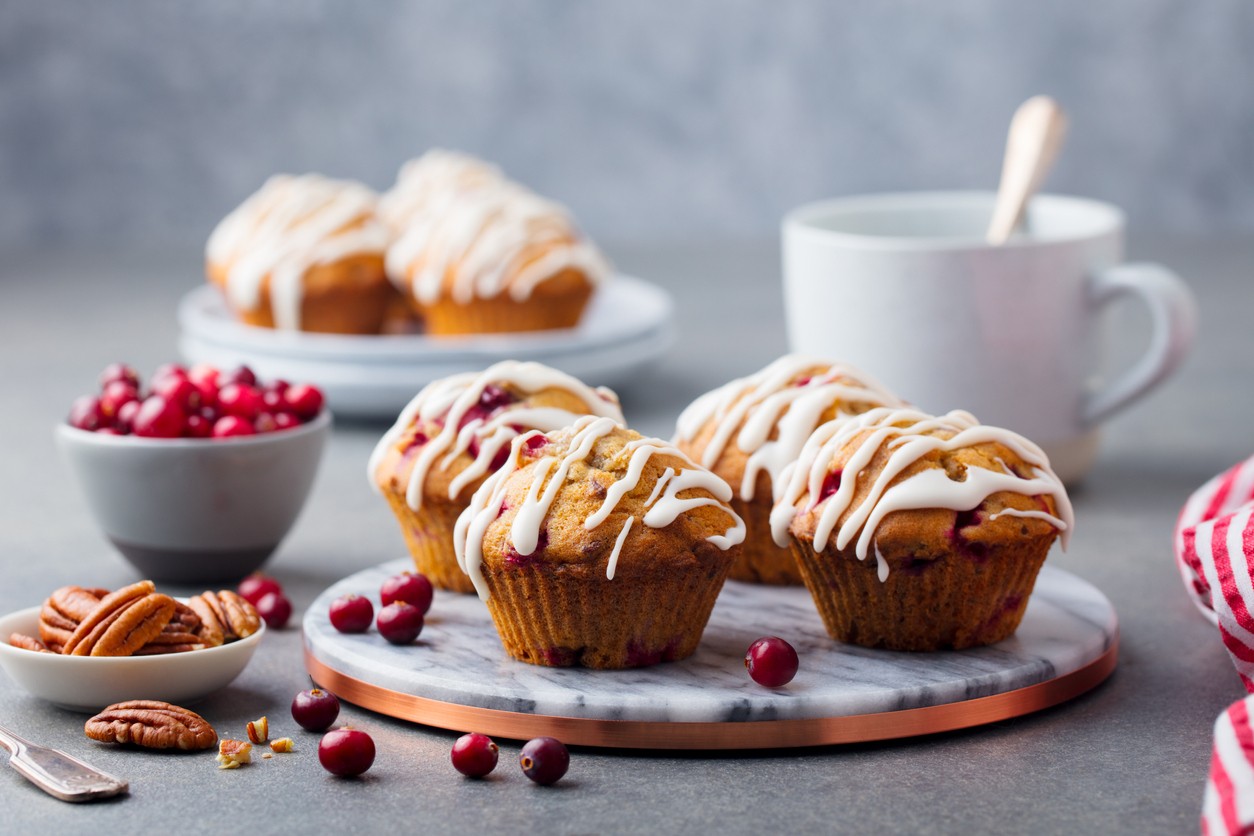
1204,697,1254,836
1177,455,1254,834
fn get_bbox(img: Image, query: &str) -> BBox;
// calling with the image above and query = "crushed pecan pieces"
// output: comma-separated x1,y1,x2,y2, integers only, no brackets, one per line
216,739,253,769
269,737,294,753
85,700,218,751
9,581,261,658
246,716,269,744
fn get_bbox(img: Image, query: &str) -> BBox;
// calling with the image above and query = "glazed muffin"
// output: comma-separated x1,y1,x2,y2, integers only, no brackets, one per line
206,174,396,334
674,356,904,585
379,150,608,336
369,361,624,593
771,407,1072,651
454,417,744,668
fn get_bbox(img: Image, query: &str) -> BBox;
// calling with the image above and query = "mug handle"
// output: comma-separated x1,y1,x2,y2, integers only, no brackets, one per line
1082,262,1198,427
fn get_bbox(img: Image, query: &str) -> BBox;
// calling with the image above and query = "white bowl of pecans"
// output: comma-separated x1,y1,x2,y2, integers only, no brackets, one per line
0,581,265,711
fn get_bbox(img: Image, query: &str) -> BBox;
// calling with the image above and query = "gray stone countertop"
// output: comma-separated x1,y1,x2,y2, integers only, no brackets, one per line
0,237,1249,834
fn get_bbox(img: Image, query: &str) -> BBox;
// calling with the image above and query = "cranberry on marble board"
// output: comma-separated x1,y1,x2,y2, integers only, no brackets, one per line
376,601,423,645
329,594,373,634
744,636,799,687
380,572,433,614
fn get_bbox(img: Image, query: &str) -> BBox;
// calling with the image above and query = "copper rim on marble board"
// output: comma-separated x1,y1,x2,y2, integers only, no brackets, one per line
304,636,1117,750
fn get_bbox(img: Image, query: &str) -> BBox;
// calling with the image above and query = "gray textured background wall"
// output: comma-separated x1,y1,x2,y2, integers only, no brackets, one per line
3,1,1253,247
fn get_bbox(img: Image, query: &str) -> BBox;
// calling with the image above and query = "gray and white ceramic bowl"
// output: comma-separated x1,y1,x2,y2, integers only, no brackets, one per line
56,411,330,582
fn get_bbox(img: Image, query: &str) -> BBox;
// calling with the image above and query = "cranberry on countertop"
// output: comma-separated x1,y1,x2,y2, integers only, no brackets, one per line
519,737,569,785
318,728,375,777
238,573,283,605
291,688,340,732
451,733,499,778
255,591,292,629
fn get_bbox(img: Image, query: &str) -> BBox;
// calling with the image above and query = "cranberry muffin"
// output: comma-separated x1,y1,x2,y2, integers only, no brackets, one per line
675,355,903,585
771,407,1072,651
206,174,396,334
369,362,623,593
454,417,744,668
379,150,608,335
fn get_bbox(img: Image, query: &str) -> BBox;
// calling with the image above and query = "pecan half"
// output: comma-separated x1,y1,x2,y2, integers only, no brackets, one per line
62,581,154,654
164,601,202,635
65,589,176,657
39,585,106,651
8,633,54,653
85,700,218,751
134,641,204,655
189,591,260,644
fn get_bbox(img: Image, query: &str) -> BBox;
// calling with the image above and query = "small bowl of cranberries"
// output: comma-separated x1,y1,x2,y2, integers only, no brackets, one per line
57,363,331,583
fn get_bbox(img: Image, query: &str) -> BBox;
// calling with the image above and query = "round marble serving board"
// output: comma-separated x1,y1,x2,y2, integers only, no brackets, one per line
304,559,1118,750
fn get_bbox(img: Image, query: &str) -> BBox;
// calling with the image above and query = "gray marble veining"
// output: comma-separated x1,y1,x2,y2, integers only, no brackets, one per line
304,559,1117,724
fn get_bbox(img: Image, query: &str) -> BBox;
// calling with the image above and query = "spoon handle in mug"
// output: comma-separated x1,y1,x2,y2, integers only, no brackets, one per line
0,723,129,802
987,95,1069,245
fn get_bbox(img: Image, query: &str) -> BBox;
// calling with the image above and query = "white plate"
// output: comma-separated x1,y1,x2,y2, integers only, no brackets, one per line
0,605,265,712
178,277,676,418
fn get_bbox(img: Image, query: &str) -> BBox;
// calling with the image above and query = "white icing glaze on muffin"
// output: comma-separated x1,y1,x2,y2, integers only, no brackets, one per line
673,355,904,502
368,361,624,510
205,174,389,330
454,416,746,600
379,150,609,306
770,407,1073,581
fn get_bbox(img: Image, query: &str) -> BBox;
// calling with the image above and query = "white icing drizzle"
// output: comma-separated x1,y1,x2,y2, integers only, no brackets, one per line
206,174,389,331
674,355,903,502
367,361,624,509
769,407,1073,578
988,508,1066,525
379,150,610,306
454,416,745,600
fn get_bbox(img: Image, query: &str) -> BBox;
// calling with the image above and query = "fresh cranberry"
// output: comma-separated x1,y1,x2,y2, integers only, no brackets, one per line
377,601,423,645
255,591,292,629
451,733,498,778
263,380,290,411
380,572,433,614
254,412,278,433
199,405,220,424
184,413,213,438
68,395,105,431
152,374,201,411
329,594,373,633
99,363,140,390
218,383,262,420
272,412,299,431
519,737,569,785
150,363,187,385
318,728,375,777
238,573,283,605
284,383,324,420
132,395,185,438
744,636,799,687
188,363,219,388
99,381,139,419
115,400,142,434
291,688,340,732
219,365,257,388
212,415,255,438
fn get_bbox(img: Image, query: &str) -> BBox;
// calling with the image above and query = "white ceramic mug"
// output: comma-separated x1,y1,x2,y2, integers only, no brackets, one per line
781,192,1197,483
